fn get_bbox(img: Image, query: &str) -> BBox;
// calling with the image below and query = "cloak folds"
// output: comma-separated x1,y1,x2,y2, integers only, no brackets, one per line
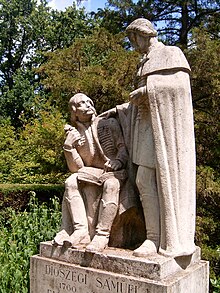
117,43,196,257
147,71,196,257
141,43,196,257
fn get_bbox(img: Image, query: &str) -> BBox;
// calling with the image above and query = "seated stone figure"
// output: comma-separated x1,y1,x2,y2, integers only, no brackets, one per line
53,93,129,253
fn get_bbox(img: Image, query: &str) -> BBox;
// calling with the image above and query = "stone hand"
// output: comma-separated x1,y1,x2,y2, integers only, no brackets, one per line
98,108,117,119
64,126,84,148
104,160,122,171
129,86,146,105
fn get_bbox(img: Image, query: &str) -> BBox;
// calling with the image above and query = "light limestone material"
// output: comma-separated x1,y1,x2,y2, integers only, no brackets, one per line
30,250,209,293
55,18,196,258
40,241,202,281
53,93,132,253
125,18,196,258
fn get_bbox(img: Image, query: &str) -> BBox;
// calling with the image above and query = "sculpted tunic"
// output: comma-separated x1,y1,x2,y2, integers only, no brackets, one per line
64,117,136,215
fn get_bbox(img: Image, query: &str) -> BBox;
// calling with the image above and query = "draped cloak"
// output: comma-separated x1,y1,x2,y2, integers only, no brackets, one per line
117,42,196,257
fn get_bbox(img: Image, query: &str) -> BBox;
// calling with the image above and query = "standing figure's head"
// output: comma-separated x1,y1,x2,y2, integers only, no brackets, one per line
126,18,157,54
69,93,97,124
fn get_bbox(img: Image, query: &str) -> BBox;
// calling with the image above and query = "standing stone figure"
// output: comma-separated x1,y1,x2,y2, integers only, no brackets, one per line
126,18,196,257
53,93,129,253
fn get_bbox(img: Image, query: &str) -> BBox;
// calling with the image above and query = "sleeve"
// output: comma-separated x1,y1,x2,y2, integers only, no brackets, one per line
63,146,84,173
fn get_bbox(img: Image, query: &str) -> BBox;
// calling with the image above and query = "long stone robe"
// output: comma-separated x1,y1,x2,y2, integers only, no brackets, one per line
118,42,196,257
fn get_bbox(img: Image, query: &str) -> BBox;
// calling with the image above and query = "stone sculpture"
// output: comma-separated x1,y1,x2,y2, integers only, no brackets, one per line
125,18,196,258
53,18,196,259
53,93,129,253
31,19,208,293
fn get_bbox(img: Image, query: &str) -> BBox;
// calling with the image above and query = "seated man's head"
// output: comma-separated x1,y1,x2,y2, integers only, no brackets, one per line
69,93,96,123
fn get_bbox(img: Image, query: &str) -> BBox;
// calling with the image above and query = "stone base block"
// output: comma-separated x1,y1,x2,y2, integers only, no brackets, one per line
39,241,202,281
30,242,209,293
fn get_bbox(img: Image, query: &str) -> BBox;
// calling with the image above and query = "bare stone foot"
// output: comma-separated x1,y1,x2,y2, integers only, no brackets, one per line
86,235,109,253
133,239,157,257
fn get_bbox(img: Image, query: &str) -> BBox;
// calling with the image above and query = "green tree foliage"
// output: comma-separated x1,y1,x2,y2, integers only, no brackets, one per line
94,0,220,47
0,0,49,89
0,0,50,125
187,28,220,171
0,0,95,87
0,0,96,125
38,28,139,114
0,107,67,184
0,69,36,124
186,27,220,287
196,166,220,286
43,5,98,51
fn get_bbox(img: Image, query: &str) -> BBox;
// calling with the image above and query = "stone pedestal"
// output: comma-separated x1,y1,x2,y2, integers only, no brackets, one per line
30,242,209,293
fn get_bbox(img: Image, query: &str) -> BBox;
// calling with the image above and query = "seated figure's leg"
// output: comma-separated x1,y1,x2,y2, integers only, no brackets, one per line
82,183,102,239
60,194,74,234
133,166,160,256
86,177,120,253
54,174,90,247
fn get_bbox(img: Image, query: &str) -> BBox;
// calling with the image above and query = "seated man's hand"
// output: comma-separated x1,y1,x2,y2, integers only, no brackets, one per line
104,160,122,171
64,127,84,148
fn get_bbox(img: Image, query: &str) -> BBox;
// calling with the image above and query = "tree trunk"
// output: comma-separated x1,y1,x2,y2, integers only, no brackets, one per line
179,1,189,49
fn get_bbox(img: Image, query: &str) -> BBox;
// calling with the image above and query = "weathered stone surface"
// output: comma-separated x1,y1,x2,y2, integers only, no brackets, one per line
30,254,209,293
40,242,201,281
53,93,139,253
125,18,196,258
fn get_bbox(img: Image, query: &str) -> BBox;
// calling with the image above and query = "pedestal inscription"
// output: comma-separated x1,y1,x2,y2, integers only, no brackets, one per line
30,255,209,293
31,256,149,293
